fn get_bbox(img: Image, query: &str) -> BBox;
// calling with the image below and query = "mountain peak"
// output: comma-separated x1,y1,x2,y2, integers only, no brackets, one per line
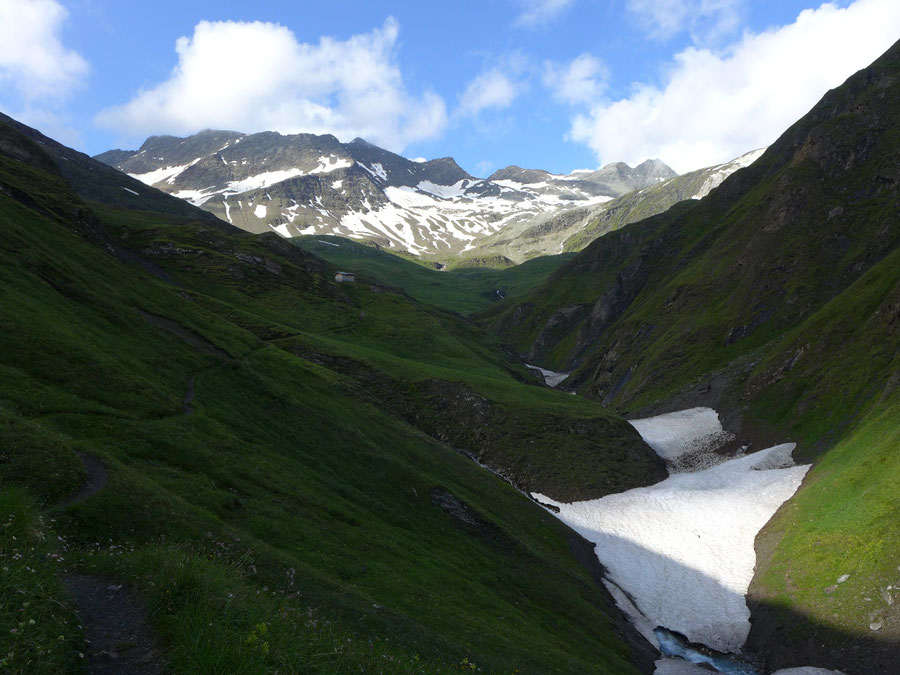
488,165,551,183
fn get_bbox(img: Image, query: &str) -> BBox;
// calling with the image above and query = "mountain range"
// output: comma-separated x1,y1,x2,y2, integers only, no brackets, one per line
95,130,676,260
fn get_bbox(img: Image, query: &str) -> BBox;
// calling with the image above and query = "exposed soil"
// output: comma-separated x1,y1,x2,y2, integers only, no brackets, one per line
60,453,109,507
62,574,166,674
183,375,196,416
57,460,167,673
136,308,229,358
114,246,181,287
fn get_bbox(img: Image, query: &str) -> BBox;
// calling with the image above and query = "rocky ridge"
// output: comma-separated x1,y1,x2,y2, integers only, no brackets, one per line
466,148,766,263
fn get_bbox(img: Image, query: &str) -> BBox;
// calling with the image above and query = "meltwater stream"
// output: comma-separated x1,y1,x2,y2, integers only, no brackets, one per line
532,408,842,675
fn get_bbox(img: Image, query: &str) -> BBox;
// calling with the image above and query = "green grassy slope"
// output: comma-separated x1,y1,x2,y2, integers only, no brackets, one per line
0,121,660,673
296,235,575,315
0,111,231,227
484,40,900,671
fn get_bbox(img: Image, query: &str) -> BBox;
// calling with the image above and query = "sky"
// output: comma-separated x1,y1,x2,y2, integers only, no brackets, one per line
1,0,898,176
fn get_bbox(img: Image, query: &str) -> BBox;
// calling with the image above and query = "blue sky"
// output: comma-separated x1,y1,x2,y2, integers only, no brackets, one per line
1,0,898,175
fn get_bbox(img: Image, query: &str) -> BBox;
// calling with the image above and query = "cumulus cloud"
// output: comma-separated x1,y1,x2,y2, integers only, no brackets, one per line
457,53,531,118
0,0,88,101
543,53,608,105
627,0,743,42
96,18,446,152
513,0,576,29
457,69,522,117
570,0,900,173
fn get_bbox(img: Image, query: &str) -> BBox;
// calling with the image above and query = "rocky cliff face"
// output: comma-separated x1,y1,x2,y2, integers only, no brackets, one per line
96,131,675,259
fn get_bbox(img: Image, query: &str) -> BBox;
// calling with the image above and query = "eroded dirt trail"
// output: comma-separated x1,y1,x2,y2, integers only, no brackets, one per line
59,456,167,672
60,453,109,507
63,574,166,674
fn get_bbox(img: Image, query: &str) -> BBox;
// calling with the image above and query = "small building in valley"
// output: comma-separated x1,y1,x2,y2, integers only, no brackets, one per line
334,271,355,283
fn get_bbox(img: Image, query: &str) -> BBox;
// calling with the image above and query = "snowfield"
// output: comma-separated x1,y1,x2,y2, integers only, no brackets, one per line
628,407,735,472
654,660,843,675
533,407,811,656
690,148,766,201
524,364,570,388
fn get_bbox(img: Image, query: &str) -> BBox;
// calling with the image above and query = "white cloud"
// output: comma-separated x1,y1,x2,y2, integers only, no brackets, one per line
513,0,576,29
570,0,900,173
96,18,446,153
0,0,88,101
543,53,608,105
457,68,522,117
627,0,744,43
475,160,495,176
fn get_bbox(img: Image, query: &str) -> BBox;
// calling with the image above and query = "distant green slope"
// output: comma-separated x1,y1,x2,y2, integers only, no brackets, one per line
297,234,575,315
0,119,659,673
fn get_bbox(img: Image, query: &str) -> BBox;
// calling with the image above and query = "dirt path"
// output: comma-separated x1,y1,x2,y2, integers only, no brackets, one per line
63,574,166,674
58,459,167,672
183,375,196,415
60,453,109,507
136,308,229,358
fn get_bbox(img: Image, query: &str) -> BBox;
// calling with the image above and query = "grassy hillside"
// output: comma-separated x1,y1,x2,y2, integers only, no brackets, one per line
483,39,900,672
0,120,663,673
297,235,575,315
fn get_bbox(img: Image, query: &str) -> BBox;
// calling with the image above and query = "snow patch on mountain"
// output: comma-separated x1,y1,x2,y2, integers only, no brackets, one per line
360,162,388,181
313,155,353,174
691,148,766,200
173,188,217,206
416,179,469,199
269,223,291,237
129,163,193,186
226,168,306,193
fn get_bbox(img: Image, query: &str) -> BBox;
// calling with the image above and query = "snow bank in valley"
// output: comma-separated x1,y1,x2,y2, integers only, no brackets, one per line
628,407,734,472
524,364,569,387
654,660,843,675
769,668,845,674
533,408,811,654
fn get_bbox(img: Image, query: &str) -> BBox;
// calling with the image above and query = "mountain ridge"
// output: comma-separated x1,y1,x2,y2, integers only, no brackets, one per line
95,129,676,258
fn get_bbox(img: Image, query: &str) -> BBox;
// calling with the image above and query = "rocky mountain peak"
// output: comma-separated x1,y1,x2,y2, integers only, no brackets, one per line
488,166,552,183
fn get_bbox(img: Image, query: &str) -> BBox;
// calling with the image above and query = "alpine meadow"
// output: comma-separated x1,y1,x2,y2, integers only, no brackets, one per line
0,2,897,674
